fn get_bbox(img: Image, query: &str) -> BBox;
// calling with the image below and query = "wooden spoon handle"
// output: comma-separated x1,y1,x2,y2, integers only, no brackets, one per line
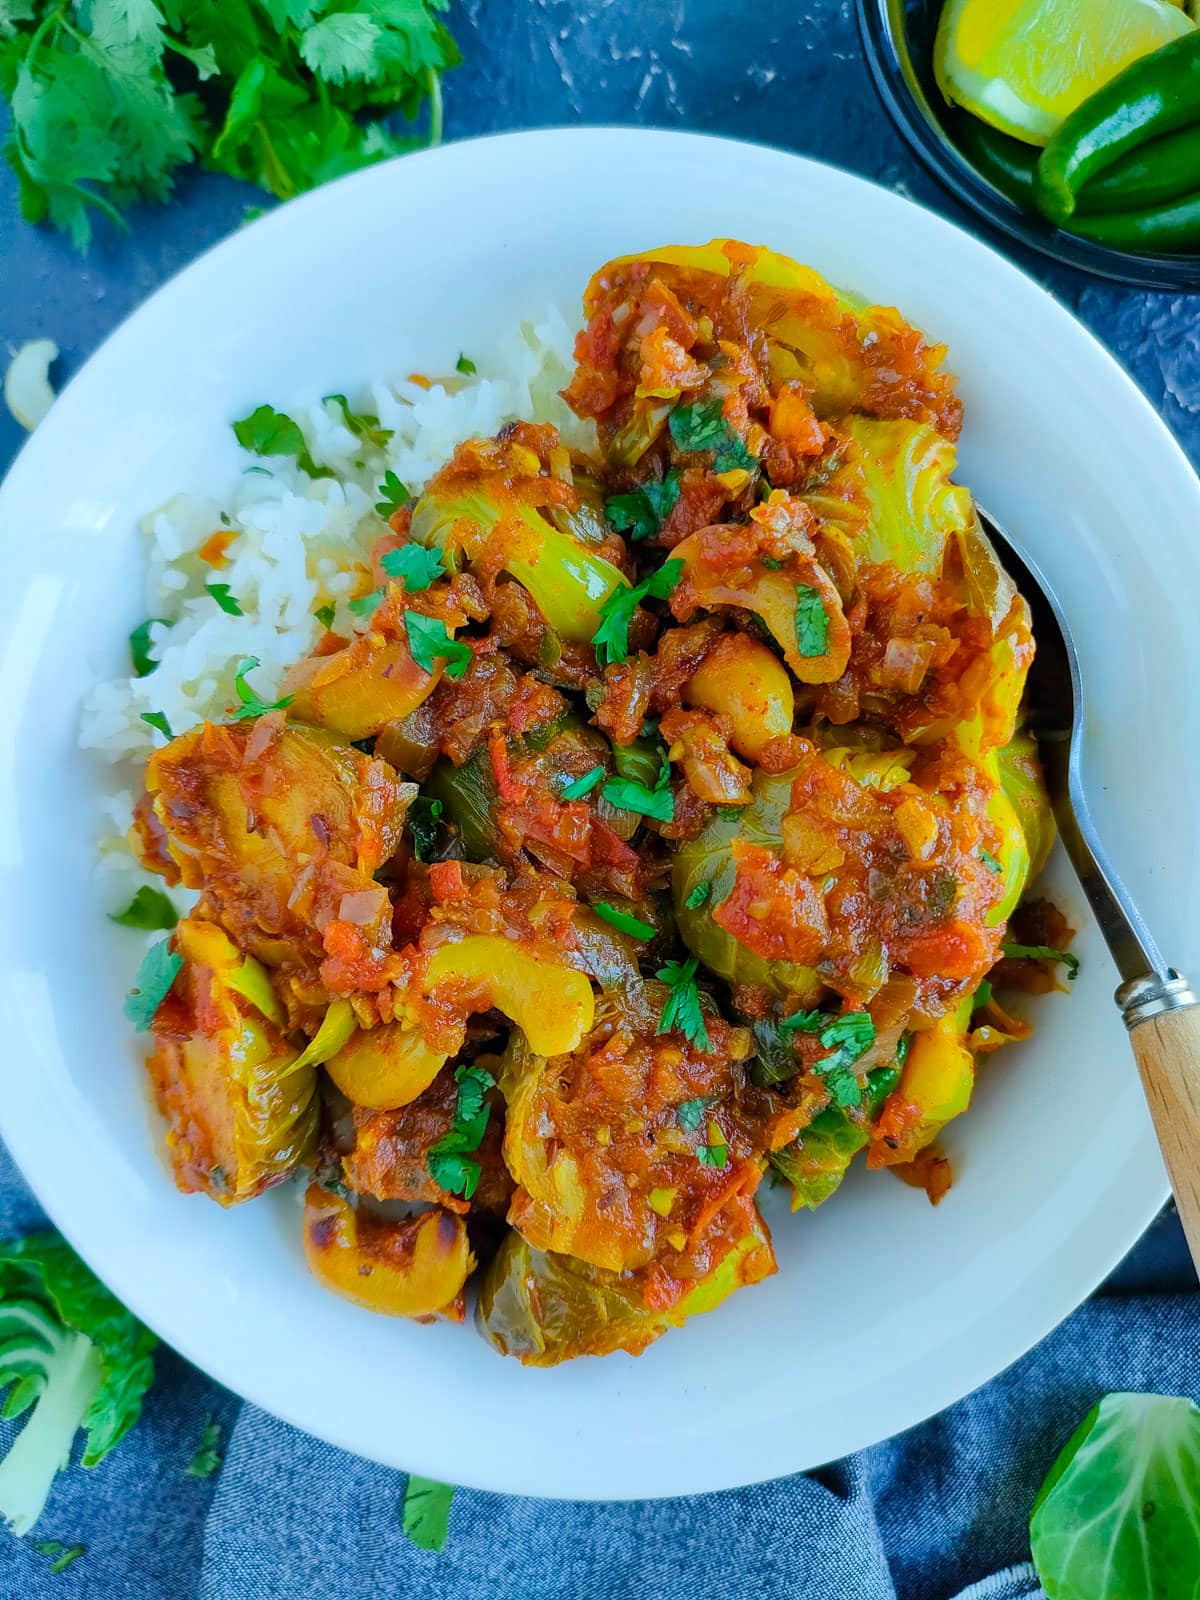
1126,998,1200,1273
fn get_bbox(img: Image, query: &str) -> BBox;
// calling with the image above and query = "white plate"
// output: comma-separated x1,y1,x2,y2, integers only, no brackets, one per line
0,129,1192,1501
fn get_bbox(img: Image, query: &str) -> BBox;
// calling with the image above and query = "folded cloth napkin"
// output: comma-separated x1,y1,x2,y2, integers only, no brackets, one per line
1,1143,1196,1600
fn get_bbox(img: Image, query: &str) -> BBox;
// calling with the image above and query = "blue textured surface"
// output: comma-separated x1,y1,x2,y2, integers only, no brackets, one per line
0,1,1197,1594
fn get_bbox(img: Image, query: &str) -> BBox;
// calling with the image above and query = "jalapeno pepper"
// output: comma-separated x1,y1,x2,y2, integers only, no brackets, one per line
1034,31,1200,224
1062,189,1200,255
957,115,1200,227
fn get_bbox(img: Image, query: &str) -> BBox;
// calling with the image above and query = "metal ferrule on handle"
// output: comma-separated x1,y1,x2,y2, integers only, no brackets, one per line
1117,971,1199,1031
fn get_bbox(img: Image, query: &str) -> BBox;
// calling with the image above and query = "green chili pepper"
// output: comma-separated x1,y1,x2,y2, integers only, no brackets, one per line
1034,32,1200,224
956,114,1200,222
1063,188,1200,255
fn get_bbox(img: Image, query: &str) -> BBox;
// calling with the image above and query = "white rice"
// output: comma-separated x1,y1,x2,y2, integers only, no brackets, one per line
80,306,589,900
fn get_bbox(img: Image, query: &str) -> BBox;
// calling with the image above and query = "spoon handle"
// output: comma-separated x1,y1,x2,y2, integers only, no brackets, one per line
1120,973,1200,1272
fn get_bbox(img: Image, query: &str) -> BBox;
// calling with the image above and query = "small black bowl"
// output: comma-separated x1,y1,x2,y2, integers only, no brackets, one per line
856,0,1200,291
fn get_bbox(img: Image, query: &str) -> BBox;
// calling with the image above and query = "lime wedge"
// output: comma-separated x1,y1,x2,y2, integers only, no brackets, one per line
935,0,1194,146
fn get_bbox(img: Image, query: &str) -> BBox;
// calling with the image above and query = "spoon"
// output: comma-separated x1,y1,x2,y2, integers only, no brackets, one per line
977,506,1200,1270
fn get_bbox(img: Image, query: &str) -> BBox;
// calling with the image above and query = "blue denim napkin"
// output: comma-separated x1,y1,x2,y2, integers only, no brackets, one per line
1,1138,1196,1600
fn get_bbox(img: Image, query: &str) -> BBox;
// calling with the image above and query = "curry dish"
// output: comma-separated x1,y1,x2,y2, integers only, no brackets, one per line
127,241,1064,1364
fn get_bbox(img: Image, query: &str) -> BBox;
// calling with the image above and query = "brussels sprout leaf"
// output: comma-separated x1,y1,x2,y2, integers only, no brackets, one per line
1030,1393,1200,1600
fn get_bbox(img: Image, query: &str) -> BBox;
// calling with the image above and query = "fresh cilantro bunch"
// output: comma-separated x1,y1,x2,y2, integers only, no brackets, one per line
0,0,459,249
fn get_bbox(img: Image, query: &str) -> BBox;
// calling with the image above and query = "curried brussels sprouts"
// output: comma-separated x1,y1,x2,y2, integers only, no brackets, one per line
409,427,628,642
422,934,595,1060
283,627,439,741
302,1185,473,1321
672,769,823,1000
769,1065,900,1210
324,1018,447,1112
870,1008,974,1169
147,918,317,1204
683,632,795,763
476,1209,776,1365
143,719,411,987
996,728,1055,885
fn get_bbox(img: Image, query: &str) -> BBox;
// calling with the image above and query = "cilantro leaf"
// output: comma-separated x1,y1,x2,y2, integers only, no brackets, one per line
684,880,712,910
34,1542,87,1574
427,1063,495,1200
402,1474,454,1553
560,765,604,801
818,1011,876,1063
375,469,410,520
697,1138,728,1168
779,1007,826,1033
605,471,681,542
669,400,756,474
455,354,476,376
206,582,243,616
592,560,682,666
230,655,294,721
108,886,177,932
232,404,331,479
185,1415,223,1479
129,618,168,677
980,848,1002,873
405,613,471,680
676,1095,714,1132
656,956,710,1051
381,544,445,591
300,14,383,85
823,1065,863,1109
323,393,392,450
140,710,173,740
123,937,182,1031
347,587,385,619
601,772,674,823
314,603,336,630
794,584,829,658
407,795,443,863
1001,942,1080,979
592,902,656,940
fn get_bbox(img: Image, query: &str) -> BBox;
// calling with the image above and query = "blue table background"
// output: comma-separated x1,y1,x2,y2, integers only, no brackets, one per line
0,0,1196,1593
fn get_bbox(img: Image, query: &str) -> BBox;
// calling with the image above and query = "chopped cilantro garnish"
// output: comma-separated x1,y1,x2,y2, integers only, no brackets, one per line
656,955,710,1051
185,1416,223,1479
405,613,472,680
761,556,784,570
560,765,605,801
697,1140,728,1168
455,354,477,376
794,584,830,657
322,394,393,451
381,544,445,590
232,405,331,479
1001,942,1080,980
676,1095,714,1132
375,469,410,520
129,618,169,677
980,848,1002,873
314,603,336,630
779,1008,826,1033
347,587,385,618
605,471,681,542
685,880,712,910
593,902,656,939
402,1475,454,1553
601,764,674,824
668,399,757,474
109,887,178,932
230,657,294,721
124,938,182,1032
206,582,243,616
824,1065,863,1109
140,710,173,740
427,1064,495,1200
592,560,683,667
408,796,443,863
34,1542,86,1575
